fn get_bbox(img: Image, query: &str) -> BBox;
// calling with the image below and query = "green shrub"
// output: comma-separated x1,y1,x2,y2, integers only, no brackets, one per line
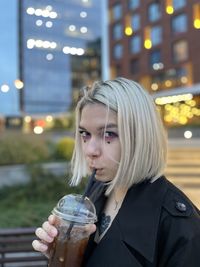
55,137,75,161
0,166,87,228
0,133,50,165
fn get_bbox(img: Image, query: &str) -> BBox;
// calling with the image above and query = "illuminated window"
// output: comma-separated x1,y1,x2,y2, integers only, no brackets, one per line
131,14,140,31
112,4,122,21
130,35,141,54
148,2,161,22
173,0,186,11
173,40,188,63
113,44,123,59
172,14,188,34
151,26,162,46
129,0,140,10
113,23,123,40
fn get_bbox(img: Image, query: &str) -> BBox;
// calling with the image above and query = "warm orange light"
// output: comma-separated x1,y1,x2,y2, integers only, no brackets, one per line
125,26,133,36
165,80,172,87
165,0,174,14
35,120,46,127
193,4,200,29
124,14,133,36
166,6,174,14
144,26,152,49
194,19,200,29
14,79,24,89
144,39,152,49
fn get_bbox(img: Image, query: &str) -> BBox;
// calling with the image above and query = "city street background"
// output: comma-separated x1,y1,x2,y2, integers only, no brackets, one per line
0,0,199,222
0,2,199,265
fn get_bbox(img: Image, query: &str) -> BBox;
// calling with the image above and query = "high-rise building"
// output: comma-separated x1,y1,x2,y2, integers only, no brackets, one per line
0,0,19,117
19,0,102,114
108,0,200,131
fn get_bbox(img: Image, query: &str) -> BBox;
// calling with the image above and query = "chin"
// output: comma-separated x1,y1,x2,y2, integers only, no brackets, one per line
95,175,111,183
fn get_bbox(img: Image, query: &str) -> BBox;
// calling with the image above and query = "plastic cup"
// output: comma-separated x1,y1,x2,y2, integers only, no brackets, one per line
48,194,97,267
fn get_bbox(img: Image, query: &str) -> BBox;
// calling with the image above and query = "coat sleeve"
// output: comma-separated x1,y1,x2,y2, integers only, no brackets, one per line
166,234,200,267
159,186,200,267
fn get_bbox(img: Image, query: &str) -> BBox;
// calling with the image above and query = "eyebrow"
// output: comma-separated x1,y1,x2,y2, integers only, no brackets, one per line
79,123,118,131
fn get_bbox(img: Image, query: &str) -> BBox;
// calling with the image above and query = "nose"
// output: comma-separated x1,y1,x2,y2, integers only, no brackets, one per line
85,137,101,158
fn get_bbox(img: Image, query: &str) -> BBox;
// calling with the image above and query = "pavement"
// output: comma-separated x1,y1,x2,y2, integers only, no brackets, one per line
166,142,200,208
168,138,200,147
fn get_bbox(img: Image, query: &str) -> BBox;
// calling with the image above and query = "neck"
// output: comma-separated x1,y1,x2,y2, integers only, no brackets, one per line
112,187,128,211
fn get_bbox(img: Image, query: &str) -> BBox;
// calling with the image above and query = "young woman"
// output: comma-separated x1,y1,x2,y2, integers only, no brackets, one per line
33,77,200,266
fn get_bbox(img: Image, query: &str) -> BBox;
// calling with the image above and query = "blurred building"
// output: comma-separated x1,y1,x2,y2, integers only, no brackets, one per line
19,0,102,114
0,1,20,117
108,0,200,133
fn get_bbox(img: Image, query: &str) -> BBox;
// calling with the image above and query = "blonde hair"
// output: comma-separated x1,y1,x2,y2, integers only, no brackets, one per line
71,77,167,194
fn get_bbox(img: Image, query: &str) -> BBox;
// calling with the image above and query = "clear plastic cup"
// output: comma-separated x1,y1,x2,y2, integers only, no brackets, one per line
48,194,97,267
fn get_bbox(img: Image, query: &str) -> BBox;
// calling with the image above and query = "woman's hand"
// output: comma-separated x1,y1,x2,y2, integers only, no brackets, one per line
32,214,97,258
32,214,58,258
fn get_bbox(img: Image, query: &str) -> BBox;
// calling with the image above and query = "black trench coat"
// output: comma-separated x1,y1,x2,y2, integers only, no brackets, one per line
83,176,200,267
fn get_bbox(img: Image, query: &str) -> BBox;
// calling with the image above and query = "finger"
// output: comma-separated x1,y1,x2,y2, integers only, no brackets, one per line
42,221,58,238
35,227,54,243
32,239,48,253
84,224,96,235
48,214,56,224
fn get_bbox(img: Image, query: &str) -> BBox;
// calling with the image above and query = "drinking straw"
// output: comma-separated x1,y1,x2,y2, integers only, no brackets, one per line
66,169,97,239
82,169,97,198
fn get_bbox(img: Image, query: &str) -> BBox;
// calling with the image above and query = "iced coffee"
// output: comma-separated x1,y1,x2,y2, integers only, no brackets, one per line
48,194,97,267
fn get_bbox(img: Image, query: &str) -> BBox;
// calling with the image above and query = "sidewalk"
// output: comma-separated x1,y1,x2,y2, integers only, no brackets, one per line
168,138,200,148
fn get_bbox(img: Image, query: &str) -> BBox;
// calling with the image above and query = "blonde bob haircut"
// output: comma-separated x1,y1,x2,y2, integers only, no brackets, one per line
71,77,167,194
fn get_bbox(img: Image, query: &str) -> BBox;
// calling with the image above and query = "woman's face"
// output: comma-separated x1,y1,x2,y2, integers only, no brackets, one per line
79,103,121,182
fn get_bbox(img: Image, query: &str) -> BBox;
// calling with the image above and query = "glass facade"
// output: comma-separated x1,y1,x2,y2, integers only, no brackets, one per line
112,3,122,21
113,23,123,40
172,14,188,34
173,0,187,11
20,0,102,114
130,35,141,54
0,0,19,116
148,2,161,22
151,26,162,46
113,43,123,59
131,14,140,32
129,0,140,10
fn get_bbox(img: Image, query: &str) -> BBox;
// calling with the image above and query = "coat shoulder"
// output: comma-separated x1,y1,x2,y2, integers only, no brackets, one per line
162,178,200,218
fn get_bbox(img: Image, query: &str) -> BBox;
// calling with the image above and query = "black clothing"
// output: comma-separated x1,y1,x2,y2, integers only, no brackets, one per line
83,176,200,267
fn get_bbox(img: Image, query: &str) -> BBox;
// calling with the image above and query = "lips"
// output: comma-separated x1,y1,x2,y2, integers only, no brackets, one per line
95,168,103,174
89,166,103,174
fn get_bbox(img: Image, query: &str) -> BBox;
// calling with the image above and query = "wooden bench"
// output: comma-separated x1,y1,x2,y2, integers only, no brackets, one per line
0,227,48,267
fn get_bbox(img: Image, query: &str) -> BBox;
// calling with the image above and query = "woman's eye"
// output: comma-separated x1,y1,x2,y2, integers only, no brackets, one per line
79,131,90,142
104,131,118,143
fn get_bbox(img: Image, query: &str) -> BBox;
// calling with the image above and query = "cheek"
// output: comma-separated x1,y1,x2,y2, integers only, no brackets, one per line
115,145,121,162
104,143,121,162
82,144,87,156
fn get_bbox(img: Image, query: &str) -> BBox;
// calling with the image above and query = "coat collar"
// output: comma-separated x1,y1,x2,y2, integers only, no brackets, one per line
116,176,167,263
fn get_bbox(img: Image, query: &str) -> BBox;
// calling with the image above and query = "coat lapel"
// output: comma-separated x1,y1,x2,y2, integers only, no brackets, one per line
117,176,167,263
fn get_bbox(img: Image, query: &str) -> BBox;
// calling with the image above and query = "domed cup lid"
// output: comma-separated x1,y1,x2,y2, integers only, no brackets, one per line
52,194,97,224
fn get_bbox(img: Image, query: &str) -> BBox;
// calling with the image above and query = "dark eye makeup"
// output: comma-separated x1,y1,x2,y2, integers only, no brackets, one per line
104,131,118,143
79,129,118,144
79,130,90,142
